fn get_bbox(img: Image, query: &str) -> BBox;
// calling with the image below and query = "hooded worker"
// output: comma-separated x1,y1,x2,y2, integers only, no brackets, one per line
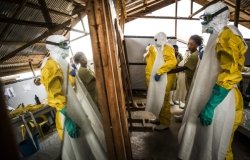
40,35,79,139
178,2,247,160
145,32,177,130
40,35,107,160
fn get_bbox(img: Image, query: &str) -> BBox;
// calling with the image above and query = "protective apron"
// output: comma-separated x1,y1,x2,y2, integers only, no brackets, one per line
145,46,167,117
178,33,235,160
55,56,107,160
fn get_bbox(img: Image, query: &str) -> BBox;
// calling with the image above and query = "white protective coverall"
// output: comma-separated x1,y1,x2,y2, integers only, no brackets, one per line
178,2,247,160
43,35,107,160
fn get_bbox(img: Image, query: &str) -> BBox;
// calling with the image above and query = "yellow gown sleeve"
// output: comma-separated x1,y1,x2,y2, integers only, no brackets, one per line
41,59,66,111
156,44,177,75
145,45,157,83
216,27,247,90
69,69,76,87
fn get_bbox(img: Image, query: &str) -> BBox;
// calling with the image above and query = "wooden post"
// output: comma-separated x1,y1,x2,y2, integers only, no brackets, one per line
87,0,132,159
234,0,241,27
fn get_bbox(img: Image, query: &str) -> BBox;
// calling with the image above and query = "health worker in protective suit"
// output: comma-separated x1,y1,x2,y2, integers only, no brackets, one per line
178,2,247,160
145,32,177,130
41,35,107,160
41,35,80,140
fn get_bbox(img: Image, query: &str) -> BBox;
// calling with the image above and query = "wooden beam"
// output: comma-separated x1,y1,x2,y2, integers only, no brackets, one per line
126,0,178,22
71,6,86,15
38,0,53,29
87,0,132,159
0,17,56,28
189,0,220,18
190,0,194,15
0,0,27,41
234,0,241,27
127,15,199,20
127,0,175,15
70,34,89,42
78,13,87,33
175,0,178,37
224,0,250,16
1,0,72,18
66,27,86,34
87,1,116,159
0,20,71,62
126,15,249,22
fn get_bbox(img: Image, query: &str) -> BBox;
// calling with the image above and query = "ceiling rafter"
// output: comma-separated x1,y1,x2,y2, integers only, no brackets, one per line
126,0,176,22
37,0,53,29
0,17,57,28
224,0,250,16
1,0,72,18
0,0,27,41
189,0,220,18
0,19,71,63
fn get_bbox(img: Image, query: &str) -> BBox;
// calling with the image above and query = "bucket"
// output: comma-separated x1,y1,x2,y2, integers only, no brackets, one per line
19,133,40,157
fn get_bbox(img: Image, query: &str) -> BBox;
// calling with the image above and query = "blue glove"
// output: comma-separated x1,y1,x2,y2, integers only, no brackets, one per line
70,64,77,77
70,69,76,77
198,45,204,60
71,64,77,70
199,84,229,126
60,107,80,138
154,74,161,81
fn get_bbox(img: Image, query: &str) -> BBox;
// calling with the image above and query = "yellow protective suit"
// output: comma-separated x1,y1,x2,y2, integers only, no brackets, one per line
41,58,66,140
145,44,177,126
216,27,247,160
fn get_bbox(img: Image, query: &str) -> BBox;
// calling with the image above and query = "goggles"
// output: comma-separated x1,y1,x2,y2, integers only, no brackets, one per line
199,6,229,25
46,40,70,49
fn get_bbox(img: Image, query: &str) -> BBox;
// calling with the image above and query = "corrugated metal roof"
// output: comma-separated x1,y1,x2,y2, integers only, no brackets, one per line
0,0,85,77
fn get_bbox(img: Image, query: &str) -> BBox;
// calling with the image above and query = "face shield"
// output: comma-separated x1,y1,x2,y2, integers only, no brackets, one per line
46,35,69,59
154,32,167,47
200,2,229,33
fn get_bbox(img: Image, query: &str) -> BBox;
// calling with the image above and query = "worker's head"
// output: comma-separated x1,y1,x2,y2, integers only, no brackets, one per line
73,52,88,68
46,35,69,59
154,32,167,47
173,44,179,53
200,1,229,33
188,35,203,53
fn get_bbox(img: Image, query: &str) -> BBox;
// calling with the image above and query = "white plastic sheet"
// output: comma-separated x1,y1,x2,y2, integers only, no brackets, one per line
178,33,235,160
49,57,107,160
145,46,167,117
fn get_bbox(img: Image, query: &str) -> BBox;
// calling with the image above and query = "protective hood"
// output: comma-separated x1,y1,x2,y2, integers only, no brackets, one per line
46,35,69,59
200,1,229,34
154,32,167,47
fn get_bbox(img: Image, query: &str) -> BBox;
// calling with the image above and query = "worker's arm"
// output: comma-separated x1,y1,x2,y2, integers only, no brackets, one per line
168,66,187,74
156,44,177,75
199,27,247,126
216,27,247,90
41,59,66,111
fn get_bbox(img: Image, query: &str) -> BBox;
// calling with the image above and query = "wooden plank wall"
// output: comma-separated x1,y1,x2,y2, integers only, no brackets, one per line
87,0,132,159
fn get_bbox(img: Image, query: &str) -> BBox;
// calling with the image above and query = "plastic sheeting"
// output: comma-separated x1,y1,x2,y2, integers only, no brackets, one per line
145,46,167,117
57,62,107,160
178,33,235,160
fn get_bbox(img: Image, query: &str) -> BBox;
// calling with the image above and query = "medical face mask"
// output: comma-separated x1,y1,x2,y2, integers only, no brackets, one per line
46,40,70,59
199,6,229,25
202,25,214,34
61,49,69,59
